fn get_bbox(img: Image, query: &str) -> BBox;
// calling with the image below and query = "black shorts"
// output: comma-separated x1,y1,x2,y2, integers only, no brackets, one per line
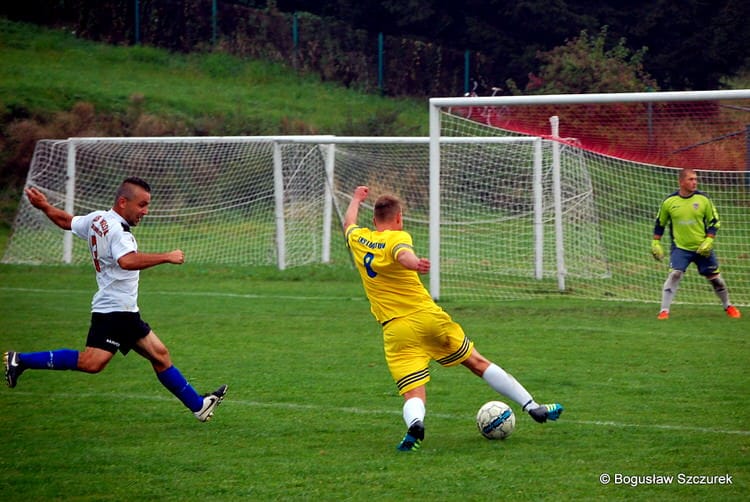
86,312,152,355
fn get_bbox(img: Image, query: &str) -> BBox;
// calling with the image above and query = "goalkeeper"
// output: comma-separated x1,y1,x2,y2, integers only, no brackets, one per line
651,168,741,319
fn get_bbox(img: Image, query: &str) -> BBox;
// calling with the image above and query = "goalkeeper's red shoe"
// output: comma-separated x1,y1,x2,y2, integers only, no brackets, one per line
657,310,669,320
726,305,741,318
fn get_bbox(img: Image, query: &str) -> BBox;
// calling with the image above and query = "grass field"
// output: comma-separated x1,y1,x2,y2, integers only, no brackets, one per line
0,262,747,501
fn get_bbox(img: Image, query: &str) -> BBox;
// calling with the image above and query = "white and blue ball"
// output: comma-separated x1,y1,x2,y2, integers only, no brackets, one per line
476,400,516,439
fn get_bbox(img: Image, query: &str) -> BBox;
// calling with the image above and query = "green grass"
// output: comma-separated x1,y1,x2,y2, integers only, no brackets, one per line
0,18,428,135
0,262,748,501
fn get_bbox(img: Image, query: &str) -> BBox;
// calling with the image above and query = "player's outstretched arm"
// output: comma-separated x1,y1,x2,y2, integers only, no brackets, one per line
25,187,73,230
118,250,185,271
397,250,430,274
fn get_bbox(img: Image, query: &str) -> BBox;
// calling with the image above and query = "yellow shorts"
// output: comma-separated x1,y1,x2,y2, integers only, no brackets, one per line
382,307,474,395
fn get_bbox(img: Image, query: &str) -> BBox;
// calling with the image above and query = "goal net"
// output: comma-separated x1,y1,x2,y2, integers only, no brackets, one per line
431,90,750,306
3,137,337,268
5,89,749,307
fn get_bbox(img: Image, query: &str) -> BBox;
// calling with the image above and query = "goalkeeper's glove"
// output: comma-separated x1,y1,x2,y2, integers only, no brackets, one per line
651,239,664,261
696,236,714,257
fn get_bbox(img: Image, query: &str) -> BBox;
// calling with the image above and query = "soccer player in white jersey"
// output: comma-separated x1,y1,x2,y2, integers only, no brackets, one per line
651,168,741,320
3,177,227,421
344,185,563,451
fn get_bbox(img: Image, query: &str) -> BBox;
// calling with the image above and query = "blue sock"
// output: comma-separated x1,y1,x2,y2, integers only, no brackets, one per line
156,365,204,412
19,350,79,370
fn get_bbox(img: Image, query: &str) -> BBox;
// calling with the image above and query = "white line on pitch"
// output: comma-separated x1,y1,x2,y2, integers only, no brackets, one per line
0,286,363,301
8,390,750,436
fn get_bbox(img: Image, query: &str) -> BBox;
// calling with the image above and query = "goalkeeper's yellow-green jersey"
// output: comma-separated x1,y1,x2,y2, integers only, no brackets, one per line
653,190,720,251
345,224,437,324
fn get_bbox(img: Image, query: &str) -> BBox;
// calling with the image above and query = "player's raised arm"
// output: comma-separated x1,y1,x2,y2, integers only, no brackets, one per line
25,187,73,230
343,185,369,230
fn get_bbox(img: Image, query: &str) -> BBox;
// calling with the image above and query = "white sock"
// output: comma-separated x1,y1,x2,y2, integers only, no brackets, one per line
661,270,683,311
709,276,730,309
402,397,425,427
482,363,537,411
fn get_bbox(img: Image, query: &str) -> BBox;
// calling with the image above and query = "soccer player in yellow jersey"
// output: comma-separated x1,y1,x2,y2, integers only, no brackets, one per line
344,186,563,451
651,168,741,320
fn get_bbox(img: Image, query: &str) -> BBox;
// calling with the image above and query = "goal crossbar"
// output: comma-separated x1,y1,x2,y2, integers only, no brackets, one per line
430,89,750,108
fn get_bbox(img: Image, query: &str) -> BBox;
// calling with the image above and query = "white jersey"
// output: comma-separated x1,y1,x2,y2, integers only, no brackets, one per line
70,209,139,313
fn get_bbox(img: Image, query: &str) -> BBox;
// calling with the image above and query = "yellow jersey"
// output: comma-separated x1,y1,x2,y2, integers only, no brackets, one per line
345,224,437,324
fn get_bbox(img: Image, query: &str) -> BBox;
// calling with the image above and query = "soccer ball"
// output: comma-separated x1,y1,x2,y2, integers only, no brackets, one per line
476,400,516,440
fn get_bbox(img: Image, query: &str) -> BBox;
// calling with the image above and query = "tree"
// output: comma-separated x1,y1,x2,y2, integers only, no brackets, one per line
273,0,748,90
507,26,658,94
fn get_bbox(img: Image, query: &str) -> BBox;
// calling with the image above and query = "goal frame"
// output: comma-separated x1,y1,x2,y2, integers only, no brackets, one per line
429,89,750,299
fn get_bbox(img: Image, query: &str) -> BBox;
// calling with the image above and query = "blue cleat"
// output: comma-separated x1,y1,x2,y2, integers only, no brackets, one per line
529,403,564,423
397,420,424,451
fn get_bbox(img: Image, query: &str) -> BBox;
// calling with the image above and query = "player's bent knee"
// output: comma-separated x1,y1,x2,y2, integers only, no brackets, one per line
665,270,684,288
77,348,112,373
462,349,490,377
78,359,109,373
669,270,684,281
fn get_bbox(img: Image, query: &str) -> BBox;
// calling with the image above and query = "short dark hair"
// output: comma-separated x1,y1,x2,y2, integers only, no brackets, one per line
679,168,696,181
374,194,402,223
115,176,151,204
